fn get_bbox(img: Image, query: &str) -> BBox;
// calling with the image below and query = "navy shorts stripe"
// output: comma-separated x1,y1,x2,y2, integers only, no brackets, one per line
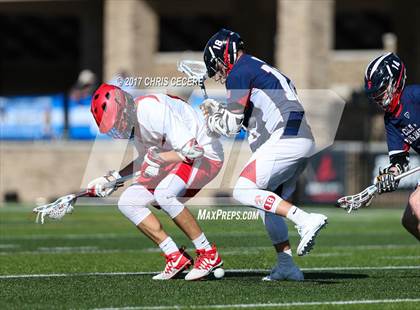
284,111,304,136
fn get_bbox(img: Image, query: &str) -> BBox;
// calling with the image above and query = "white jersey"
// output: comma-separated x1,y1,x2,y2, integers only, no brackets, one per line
133,94,223,162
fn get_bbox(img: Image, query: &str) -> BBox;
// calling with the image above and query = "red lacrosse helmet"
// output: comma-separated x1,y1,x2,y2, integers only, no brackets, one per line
91,83,135,138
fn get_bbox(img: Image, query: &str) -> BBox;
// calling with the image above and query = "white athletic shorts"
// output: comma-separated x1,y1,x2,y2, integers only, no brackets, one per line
239,129,315,199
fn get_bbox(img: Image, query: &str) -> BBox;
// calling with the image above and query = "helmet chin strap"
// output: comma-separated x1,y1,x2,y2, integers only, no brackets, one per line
387,91,402,114
388,63,406,114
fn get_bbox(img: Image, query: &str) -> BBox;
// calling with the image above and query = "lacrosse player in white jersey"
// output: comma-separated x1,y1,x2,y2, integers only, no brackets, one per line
88,83,224,280
202,29,328,281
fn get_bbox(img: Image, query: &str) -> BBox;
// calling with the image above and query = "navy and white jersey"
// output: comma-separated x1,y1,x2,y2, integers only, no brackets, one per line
226,54,313,152
385,85,420,156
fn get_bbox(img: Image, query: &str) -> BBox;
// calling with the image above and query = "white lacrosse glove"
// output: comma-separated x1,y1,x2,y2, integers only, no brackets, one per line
374,164,403,194
200,98,222,118
87,170,121,197
178,139,204,164
207,109,243,137
141,147,164,178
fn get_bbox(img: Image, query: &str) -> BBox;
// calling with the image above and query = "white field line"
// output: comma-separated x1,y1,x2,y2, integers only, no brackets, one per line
1,244,419,256
0,247,162,256
0,245,328,256
0,230,408,241
0,265,419,280
0,231,267,241
93,299,420,310
381,256,420,260
0,244,19,249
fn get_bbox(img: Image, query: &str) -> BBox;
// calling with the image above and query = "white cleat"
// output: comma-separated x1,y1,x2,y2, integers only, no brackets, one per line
262,264,304,281
296,213,328,256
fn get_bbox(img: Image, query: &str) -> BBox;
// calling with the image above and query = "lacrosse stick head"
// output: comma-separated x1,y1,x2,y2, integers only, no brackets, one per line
177,60,208,87
33,194,76,224
336,185,377,213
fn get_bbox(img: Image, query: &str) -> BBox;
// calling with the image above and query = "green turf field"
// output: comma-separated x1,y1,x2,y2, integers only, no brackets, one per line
0,205,419,309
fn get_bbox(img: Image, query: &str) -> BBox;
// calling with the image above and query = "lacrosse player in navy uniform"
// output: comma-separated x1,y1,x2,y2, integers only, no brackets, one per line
201,29,328,281
365,52,420,241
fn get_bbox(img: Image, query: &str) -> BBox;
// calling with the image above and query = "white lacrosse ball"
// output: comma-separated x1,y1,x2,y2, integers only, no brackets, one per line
213,268,225,279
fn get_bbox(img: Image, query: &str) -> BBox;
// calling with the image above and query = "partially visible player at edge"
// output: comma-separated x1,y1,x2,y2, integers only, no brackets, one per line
88,84,224,280
202,29,328,281
365,53,420,241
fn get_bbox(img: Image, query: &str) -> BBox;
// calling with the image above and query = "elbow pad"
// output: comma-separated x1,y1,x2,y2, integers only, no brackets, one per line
178,139,204,163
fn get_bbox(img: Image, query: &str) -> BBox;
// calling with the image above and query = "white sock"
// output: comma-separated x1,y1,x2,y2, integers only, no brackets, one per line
286,205,309,226
158,237,179,255
192,233,212,250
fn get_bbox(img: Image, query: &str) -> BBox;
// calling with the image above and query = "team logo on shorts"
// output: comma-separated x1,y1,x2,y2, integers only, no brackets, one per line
263,195,276,211
254,195,264,206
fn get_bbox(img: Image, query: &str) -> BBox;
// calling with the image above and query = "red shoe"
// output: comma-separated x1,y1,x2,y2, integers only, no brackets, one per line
152,248,192,280
184,244,223,281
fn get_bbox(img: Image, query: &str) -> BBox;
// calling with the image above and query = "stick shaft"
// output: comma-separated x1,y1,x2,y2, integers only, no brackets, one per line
103,171,140,189
200,82,208,99
69,172,140,200
395,166,420,181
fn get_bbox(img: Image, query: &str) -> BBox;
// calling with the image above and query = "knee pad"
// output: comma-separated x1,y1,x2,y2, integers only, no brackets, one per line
154,188,185,219
233,177,256,203
118,191,152,226
233,177,283,214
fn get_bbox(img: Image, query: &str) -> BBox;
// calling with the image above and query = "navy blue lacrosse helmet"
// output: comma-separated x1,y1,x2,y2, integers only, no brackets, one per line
203,29,244,78
364,52,406,112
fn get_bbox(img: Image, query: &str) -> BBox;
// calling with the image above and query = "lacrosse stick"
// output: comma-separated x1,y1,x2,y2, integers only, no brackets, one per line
337,166,420,213
177,60,208,99
177,59,223,138
32,171,140,224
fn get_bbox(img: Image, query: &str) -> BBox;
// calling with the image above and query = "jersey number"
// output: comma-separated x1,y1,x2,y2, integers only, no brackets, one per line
253,57,298,101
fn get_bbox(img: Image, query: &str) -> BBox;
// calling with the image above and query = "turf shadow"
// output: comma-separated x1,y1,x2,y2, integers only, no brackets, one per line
303,272,369,280
302,272,369,283
223,271,268,279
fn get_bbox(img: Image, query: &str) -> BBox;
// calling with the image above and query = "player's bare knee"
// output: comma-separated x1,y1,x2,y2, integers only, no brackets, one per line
408,191,420,216
401,212,411,230
153,188,184,219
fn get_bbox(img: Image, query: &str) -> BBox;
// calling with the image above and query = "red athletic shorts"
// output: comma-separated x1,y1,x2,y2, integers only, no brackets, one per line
136,157,222,198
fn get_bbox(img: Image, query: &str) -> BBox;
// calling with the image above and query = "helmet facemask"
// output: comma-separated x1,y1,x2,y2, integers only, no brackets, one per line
213,60,228,84
367,72,405,112
205,48,228,84
107,91,136,139
367,81,393,110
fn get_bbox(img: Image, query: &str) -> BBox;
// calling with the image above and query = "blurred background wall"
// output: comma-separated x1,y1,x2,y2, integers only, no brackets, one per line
1,0,419,204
